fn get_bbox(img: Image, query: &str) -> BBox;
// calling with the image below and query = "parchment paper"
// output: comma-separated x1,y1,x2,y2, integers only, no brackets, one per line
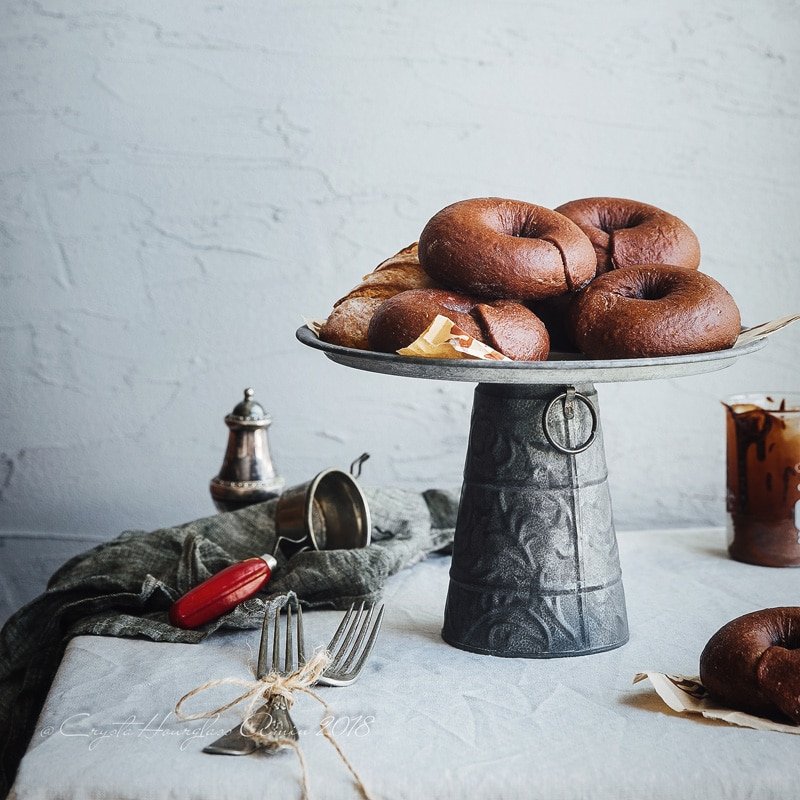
633,672,800,734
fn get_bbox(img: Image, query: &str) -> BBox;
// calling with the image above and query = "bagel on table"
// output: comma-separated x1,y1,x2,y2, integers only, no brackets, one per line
700,608,800,723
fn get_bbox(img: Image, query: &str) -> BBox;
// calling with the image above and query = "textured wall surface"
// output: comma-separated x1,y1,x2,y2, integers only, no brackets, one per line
1,0,799,541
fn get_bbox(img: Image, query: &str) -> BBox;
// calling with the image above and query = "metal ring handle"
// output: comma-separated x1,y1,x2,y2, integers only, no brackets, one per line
542,389,598,455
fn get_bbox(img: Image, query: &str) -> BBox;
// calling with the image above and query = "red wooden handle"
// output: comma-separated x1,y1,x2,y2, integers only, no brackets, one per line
169,555,275,629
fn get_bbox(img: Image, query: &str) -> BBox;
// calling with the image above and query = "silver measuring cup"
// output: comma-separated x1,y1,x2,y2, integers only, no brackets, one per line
274,454,371,559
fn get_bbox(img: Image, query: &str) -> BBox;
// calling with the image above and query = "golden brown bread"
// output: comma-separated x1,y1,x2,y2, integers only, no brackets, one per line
418,198,596,300
319,297,387,351
367,288,550,361
555,197,701,276
568,265,741,358
700,608,800,723
319,243,439,349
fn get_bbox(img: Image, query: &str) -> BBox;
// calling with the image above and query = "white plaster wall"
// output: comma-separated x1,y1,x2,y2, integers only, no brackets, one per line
1,0,799,539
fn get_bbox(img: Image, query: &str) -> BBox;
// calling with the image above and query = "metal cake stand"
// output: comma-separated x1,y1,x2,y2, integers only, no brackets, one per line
297,326,767,659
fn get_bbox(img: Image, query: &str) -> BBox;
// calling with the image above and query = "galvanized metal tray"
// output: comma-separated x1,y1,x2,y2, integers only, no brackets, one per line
296,326,767,384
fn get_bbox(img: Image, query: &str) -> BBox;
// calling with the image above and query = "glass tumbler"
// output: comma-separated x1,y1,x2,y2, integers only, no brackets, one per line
724,392,800,567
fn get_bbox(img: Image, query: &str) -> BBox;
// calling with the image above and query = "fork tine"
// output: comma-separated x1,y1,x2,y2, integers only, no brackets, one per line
296,602,306,666
339,604,375,673
271,608,281,673
325,603,355,655
284,603,293,673
331,602,366,668
342,605,384,679
256,607,271,679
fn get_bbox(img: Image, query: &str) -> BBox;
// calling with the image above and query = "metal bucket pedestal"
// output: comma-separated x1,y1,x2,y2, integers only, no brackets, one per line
297,324,768,659
442,382,629,658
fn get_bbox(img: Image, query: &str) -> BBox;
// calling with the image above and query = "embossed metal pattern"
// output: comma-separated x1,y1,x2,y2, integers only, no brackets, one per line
442,383,629,658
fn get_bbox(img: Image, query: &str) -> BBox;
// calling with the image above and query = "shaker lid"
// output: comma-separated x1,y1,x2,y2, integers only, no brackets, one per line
227,388,269,424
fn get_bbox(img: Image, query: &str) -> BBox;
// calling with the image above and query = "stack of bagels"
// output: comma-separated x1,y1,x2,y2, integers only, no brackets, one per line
319,197,742,361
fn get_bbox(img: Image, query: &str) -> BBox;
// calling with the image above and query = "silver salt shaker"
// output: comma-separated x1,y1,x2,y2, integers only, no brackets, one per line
209,388,284,512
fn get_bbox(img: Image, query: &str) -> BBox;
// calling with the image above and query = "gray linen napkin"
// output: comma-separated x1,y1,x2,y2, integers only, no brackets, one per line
0,487,458,798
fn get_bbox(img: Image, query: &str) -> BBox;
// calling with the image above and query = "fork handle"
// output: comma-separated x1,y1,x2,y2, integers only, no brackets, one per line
257,695,299,748
169,554,277,629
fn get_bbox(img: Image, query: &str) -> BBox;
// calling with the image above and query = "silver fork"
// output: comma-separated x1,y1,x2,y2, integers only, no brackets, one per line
203,601,384,755
203,602,304,755
317,601,385,687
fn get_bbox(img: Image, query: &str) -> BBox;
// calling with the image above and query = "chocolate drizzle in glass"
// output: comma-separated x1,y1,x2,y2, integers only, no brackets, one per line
724,394,800,567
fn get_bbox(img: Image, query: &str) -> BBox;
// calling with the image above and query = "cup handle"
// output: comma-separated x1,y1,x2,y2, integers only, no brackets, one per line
275,532,313,560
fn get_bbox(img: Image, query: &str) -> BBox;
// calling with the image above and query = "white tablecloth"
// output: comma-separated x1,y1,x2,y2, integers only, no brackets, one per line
10,529,800,800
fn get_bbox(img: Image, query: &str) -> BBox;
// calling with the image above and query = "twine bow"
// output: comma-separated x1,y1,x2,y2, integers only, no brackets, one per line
175,651,373,800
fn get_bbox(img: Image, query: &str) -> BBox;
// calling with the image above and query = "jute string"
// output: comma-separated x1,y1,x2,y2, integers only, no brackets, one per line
174,651,373,800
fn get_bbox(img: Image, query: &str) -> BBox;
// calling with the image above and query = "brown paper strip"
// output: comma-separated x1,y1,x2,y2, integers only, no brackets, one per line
633,672,800,734
735,314,800,347
396,315,510,361
303,315,509,360
304,317,324,337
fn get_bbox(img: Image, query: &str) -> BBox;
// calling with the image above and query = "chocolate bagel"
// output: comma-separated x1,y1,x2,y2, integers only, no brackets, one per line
555,197,701,275
568,265,741,358
700,608,800,723
367,288,550,361
418,198,596,301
